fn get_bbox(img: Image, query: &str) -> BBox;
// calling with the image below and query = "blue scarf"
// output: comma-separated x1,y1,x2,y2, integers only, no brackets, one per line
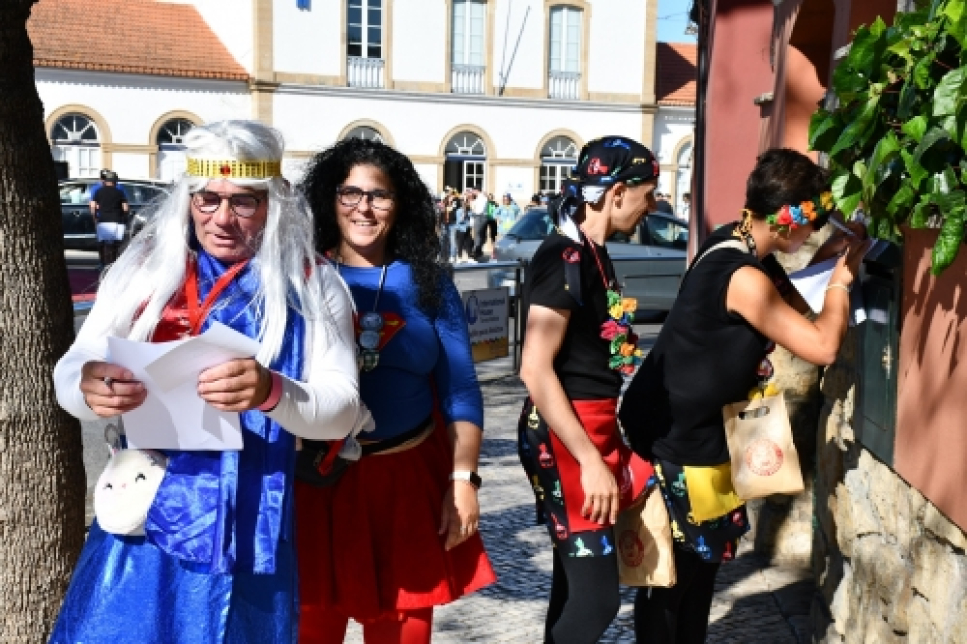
145,251,304,574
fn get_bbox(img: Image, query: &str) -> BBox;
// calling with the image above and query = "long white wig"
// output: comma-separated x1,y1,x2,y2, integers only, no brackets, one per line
98,120,339,368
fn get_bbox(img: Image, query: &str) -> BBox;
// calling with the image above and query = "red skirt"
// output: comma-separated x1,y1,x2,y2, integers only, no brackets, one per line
519,398,654,536
295,411,496,624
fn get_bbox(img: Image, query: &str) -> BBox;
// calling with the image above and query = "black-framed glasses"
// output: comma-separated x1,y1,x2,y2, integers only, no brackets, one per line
191,191,263,218
336,185,395,211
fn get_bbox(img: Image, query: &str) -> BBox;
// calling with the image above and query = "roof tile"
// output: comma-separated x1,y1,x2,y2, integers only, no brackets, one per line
28,0,249,81
656,42,697,107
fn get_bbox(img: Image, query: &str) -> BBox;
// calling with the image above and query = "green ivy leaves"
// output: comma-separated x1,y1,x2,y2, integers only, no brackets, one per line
810,0,967,274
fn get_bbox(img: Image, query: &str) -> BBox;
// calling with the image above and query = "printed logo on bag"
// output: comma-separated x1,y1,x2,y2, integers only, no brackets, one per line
745,438,784,476
618,529,644,567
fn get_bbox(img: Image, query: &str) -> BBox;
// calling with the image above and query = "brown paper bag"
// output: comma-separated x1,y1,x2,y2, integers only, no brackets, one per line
616,487,676,587
723,393,804,500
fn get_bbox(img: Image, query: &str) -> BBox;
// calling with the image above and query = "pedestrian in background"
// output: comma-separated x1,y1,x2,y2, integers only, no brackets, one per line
49,120,367,643
497,193,522,234
89,171,128,268
525,193,542,211
518,136,659,643
470,187,490,260
680,191,691,222
298,137,495,643
485,192,500,246
621,148,869,643
453,194,474,262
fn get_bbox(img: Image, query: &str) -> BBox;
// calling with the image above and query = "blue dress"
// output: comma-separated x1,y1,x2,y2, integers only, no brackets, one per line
50,253,302,644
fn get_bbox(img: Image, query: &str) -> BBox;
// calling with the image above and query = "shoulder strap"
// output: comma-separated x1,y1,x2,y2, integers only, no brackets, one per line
679,238,752,293
690,239,750,271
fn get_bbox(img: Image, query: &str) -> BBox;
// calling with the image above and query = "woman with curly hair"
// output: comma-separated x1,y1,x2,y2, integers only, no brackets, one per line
295,138,496,643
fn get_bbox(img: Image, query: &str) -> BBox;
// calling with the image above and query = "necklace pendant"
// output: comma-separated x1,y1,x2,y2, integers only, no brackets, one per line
359,329,381,350
360,311,384,331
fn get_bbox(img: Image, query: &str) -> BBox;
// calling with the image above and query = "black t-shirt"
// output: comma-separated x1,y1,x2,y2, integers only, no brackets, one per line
619,223,789,465
522,231,623,400
92,186,128,224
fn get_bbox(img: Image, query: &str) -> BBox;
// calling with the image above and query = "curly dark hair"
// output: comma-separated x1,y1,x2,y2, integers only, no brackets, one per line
744,148,830,219
300,138,446,313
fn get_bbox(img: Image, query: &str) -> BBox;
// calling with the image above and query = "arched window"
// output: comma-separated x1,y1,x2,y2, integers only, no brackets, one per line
539,135,578,194
675,140,693,217
444,131,486,191
156,118,196,181
343,125,384,143
50,113,101,178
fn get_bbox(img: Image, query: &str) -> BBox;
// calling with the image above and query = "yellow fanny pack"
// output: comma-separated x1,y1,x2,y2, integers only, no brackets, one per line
681,463,744,523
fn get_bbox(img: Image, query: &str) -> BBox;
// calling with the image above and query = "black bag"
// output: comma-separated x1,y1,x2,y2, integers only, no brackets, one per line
295,438,351,487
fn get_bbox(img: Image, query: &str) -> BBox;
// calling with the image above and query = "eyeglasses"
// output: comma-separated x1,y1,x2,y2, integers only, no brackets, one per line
336,185,395,211
191,191,263,218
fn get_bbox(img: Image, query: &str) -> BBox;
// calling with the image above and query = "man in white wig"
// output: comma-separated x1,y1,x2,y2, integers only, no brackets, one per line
50,120,368,643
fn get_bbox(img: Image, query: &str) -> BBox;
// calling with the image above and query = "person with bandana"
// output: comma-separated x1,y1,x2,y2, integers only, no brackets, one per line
517,136,660,643
50,120,369,642
296,138,495,644
620,149,869,642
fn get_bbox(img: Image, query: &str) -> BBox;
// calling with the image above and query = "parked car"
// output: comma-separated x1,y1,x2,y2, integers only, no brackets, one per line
488,209,688,312
60,178,169,251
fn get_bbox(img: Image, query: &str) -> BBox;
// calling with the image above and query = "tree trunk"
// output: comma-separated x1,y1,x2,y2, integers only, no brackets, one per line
0,1,87,639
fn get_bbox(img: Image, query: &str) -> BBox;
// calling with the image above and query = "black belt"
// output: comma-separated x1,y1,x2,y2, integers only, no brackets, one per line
360,415,433,456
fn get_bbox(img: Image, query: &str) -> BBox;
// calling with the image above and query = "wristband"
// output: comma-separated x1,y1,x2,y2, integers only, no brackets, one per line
450,470,482,489
825,283,851,295
257,370,283,412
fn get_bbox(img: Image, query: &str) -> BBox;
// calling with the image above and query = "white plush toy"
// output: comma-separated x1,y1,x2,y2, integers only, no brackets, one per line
93,425,168,536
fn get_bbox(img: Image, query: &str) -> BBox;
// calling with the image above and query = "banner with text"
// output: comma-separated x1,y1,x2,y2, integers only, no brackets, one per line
462,287,509,363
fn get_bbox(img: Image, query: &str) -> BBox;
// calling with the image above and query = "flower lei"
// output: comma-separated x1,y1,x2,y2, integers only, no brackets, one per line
765,190,834,235
600,292,643,375
580,229,644,375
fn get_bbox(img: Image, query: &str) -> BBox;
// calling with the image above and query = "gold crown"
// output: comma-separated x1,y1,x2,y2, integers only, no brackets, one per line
186,158,282,179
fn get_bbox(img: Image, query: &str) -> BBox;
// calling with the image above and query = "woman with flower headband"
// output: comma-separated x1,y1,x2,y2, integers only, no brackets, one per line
620,148,869,642
296,138,495,643
49,120,368,643
517,136,659,643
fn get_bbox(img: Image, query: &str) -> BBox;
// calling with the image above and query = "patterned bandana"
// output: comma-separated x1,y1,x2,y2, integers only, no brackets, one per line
571,136,660,189
552,136,659,239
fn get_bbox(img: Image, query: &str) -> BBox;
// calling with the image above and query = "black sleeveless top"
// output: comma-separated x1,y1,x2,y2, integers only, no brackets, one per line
619,223,790,465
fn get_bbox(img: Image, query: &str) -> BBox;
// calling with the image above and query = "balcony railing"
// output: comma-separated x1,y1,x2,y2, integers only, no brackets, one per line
451,64,485,95
348,57,384,89
548,71,581,100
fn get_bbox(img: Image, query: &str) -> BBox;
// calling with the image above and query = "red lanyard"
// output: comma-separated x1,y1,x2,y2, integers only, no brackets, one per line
580,229,617,293
184,258,249,336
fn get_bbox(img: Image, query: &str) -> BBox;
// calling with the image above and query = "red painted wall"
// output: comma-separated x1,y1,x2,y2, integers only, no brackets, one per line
701,0,775,233
896,229,967,531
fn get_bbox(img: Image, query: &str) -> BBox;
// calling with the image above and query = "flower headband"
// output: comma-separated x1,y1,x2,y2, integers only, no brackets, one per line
763,191,834,234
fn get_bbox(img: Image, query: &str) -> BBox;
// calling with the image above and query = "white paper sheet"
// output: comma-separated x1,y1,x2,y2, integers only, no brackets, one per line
789,257,839,315
107,322,261,450
145,322,261,392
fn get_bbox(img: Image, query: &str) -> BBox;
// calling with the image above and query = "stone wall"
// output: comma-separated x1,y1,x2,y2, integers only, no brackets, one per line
811,329,967,642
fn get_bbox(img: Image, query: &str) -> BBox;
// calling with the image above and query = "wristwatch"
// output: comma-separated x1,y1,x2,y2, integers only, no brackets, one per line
450,470,482,489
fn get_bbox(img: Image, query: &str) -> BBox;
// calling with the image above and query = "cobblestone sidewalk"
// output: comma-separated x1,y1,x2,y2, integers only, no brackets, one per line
347,371,813,642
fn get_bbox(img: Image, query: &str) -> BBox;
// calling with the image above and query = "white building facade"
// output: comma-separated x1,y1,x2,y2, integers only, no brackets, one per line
33,0,675,203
